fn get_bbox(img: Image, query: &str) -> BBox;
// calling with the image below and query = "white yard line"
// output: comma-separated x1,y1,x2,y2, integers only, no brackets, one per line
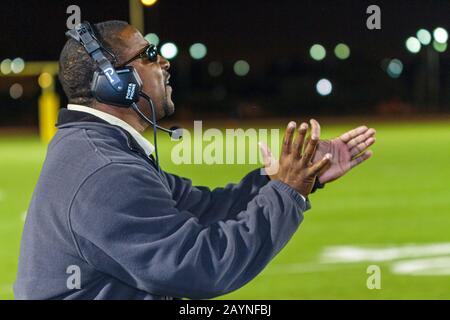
391,257,450,276
265,243,450,277
320,243,450,263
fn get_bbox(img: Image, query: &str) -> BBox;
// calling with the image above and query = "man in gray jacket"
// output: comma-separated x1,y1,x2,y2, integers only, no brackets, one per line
15,21,375,299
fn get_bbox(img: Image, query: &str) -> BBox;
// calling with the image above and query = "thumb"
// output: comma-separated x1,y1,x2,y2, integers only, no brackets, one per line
259,141,279,176
258,141,271,167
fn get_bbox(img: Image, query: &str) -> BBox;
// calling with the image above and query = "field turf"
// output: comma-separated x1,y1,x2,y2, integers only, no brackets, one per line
0,119,449,299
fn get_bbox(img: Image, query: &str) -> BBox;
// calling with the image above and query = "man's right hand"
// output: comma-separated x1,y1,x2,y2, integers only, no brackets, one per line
259,119,332,197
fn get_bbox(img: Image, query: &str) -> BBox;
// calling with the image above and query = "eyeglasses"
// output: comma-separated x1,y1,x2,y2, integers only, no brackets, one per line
120,44,158,66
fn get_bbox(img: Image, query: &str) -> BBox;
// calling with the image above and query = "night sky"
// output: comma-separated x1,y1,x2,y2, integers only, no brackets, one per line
1,0,449,63
0,0,449,125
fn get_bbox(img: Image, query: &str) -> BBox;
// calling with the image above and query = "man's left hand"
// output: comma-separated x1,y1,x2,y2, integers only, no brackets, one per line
314,126,376,184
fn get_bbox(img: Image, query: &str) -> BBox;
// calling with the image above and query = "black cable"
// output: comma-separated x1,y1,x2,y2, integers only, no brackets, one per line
131,100,161,173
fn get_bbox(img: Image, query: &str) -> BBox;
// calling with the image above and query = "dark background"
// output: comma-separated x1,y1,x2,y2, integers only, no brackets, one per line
0,0,449,126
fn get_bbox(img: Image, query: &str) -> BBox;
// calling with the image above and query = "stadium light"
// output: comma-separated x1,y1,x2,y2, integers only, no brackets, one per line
387,59,403,78
433,27,448,44
1,59,12,74
233,60,250,76
433,40,447,53
9,83,23,99
189,43,207,60
141,0,158,6
38,72,53,89
405,37,421,53
310,44,326,61
416,29,432,45
11,58,25,74
160,42,178,60
144,33,159,46
316,78,332,96
334,43,350,60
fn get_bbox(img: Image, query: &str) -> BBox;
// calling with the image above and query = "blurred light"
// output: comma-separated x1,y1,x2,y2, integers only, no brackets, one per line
38,72,53,89
433,27,448,44
405,37,421,53
334,43,350,60
417,29,432,45
141,0,158,6
310,44,326,61
1,58,12,74
144,33,159,46
160,42,178,59
316,78,332,96
208,61,223,77
433,40,447,53
9,83,23,99
11,57,25,74
387,59,403,78
233,60,250,76
189,43,207,60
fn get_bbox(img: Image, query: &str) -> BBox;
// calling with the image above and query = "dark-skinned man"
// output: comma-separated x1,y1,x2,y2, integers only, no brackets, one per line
15,21,375,300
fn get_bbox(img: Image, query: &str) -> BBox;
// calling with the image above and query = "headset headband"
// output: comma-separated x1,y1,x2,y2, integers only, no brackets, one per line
65,22,123,91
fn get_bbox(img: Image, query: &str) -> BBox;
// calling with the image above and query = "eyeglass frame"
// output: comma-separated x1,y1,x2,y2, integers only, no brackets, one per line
119,43,158,67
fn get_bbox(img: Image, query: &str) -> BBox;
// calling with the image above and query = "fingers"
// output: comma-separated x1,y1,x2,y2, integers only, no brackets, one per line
281,121,296,156
350,136,376,157
300,119,321,165
339,126,369,143
292,122,308,159
309,153,332,175
347,128,376,149
349,150,373,169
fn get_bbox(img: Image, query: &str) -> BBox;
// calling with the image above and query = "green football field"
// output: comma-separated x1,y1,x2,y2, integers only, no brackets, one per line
0,119,449,299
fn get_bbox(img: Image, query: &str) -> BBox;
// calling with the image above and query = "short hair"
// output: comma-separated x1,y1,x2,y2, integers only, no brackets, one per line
58,20,129,106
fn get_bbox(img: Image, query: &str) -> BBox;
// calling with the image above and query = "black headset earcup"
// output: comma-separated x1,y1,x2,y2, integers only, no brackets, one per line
91,66,143,108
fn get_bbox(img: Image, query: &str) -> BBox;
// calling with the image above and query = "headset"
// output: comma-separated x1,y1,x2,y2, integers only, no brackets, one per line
65,22,182,172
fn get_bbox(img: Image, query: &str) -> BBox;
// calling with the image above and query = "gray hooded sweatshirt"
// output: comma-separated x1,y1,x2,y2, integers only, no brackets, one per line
14,109,311,300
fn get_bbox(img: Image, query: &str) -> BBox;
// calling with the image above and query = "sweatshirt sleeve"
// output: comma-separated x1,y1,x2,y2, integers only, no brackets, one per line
70,162,308,299
163,168,308,225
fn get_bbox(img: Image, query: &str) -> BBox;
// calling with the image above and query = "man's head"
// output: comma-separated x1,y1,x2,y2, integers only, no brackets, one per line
59,20,174,129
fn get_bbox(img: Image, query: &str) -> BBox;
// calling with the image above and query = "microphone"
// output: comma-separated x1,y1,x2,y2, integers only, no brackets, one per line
168,126,184,140
130,93,183,174
134,93,183,140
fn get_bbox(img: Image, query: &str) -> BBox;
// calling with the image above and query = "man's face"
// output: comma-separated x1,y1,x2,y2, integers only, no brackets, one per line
118,26,174,120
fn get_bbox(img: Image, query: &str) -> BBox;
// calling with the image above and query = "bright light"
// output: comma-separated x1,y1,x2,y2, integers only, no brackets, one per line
208,61,223,77
387,59,403,78
416,29,432,45
141,0,158,6
310,44,326,61
144,33,159,46
433,40,447,53
160,42,178,59
233,60,250,76
38,72,53,89
189,43,207,60
9,83,23,99
11,57,25,74
334,43,350,60
316,78,332,96
433,27,448,44
405,37,421,53
1,59,12,74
